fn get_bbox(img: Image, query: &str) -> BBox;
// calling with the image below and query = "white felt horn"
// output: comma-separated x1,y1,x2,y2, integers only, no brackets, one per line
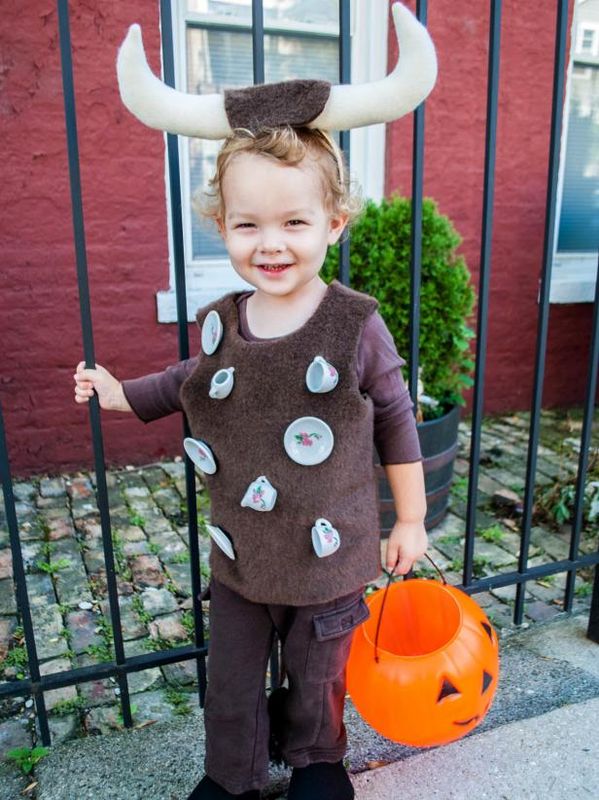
116,23,232,139
310,2,438,131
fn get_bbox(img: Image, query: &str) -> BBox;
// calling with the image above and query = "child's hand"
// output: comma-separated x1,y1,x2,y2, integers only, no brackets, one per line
384,520,429,576
73,362,132,412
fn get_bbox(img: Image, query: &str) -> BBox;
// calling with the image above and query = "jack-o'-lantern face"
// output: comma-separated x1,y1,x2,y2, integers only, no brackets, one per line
347,581,500,748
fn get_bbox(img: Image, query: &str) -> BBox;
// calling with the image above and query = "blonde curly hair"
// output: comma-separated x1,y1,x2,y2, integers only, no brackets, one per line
194,126,363,228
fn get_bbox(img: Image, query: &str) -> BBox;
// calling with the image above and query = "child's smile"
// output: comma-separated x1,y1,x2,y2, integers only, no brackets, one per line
218,152,347,303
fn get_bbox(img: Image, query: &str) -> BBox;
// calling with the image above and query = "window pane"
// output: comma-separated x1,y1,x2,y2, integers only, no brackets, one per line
557,64,599,252
186,0,338,29
186,26,339,261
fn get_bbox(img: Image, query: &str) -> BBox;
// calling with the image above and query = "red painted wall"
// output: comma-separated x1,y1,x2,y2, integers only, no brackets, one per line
1,1,595,477
386,0,596,416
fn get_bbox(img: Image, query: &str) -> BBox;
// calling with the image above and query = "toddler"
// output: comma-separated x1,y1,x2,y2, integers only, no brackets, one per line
74,125,428,800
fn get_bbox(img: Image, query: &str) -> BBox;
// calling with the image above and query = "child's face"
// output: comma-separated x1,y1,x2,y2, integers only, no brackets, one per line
217,152,347,299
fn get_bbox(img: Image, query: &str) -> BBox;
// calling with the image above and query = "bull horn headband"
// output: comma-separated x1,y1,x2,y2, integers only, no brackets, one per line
116,2,437,138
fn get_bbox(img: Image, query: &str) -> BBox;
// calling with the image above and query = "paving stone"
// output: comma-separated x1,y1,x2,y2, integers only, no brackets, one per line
131,688,181,725
148,613,189,644
65,476,94,501
34,711,80,747
123,638,164,695
0,578,17,615
39,657,78,711
119,525,146,542
139,587,179,618
142,514,174,535
39,477,67,498
151,487,182,517
46,517,76,541
53,564,94,608
161,461,186,480
75,652,118,708
34,605,69,660
26,572,56,607
74,517,102,540
123,486,151,500
162,656,202,687
15,500,36,520
148,530,188,562
0,717,32,759
12,482,37,502
474,540,518,568
0,617,18,661
66,608,105,655
165,562,194,597
71,500,99,520
130,555,166,588
529,527,571,561
0,549,13,580
83,703,125,735
81,544,106,575
99,595,147,641
524,600,564,622
123,540,151,557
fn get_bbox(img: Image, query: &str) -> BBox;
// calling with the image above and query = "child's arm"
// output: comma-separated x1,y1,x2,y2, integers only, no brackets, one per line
383,461,428,576
74,362,133,412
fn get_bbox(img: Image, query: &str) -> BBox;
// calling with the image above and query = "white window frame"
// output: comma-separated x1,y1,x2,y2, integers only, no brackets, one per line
550,8,599,304
157,0,389,322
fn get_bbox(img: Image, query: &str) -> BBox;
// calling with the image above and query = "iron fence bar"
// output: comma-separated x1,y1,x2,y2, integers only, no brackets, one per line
251,0,265,84
463,0,502,587
0,641,209,701
159,0,208,706
458,551,599,595
589,548,599,643
514,0,569,625
56,0,133,732
0,403,51,742
405,0,427,411
338,0,351,287
563,252,599,627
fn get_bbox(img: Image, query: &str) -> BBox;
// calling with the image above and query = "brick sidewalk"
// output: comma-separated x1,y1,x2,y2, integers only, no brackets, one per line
0,408,597,765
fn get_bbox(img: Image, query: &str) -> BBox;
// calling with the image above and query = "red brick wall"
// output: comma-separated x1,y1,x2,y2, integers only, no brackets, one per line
1,1,595,477
386,0,596,416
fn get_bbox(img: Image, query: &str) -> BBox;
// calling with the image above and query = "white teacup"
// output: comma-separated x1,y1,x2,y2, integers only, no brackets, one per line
205,524,236,560
209,367,235,399
183,437,218,475
241,476,278,512
311,518,340,558
306,356,339,393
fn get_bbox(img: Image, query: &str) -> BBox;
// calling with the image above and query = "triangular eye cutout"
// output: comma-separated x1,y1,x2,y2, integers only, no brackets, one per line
482,670,493,694
481,621,494,643
437,678,460,702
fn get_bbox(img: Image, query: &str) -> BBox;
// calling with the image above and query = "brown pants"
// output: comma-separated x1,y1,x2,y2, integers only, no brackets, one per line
203,577,370,795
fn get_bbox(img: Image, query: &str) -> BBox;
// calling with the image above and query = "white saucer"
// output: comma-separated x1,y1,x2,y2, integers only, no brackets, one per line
201,310,223,355
205,524,236,560
183,437,218,474
283,416,334,466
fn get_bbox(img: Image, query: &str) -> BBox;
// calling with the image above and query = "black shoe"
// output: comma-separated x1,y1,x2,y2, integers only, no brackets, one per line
287,760,354,800
268,686,290,766
186,774,260,800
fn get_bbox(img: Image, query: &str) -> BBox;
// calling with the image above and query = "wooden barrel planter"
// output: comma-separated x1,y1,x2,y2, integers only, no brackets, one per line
376,404,461,535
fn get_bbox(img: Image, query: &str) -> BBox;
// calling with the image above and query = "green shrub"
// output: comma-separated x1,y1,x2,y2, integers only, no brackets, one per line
322,195,477,419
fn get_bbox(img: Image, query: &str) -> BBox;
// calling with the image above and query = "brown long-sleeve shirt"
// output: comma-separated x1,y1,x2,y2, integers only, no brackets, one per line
122,290,422,465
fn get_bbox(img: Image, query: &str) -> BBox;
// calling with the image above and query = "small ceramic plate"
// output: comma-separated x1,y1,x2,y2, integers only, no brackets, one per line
201,310,223,355
183,437,218,474
206,524,236,560
283,416,334,466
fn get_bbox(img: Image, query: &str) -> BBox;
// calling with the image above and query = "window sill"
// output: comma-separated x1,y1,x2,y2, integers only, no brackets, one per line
549,253,598,303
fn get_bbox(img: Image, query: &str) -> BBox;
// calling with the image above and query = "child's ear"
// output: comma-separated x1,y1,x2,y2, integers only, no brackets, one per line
327,213,349,246
215,217,226,238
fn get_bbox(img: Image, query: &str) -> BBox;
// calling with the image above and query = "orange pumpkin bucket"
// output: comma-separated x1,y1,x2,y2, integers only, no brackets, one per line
347,559,500,748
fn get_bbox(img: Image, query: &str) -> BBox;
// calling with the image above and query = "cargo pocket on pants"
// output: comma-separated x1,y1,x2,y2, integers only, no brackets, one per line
304,595,370,684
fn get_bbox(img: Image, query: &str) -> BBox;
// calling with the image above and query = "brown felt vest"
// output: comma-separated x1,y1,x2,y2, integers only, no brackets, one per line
179,279,381,605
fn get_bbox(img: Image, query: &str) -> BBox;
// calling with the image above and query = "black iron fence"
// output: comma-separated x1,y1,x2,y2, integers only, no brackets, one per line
0,0,598,752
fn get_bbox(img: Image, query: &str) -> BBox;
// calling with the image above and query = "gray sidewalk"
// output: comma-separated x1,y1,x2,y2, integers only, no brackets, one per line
1,611,596,800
